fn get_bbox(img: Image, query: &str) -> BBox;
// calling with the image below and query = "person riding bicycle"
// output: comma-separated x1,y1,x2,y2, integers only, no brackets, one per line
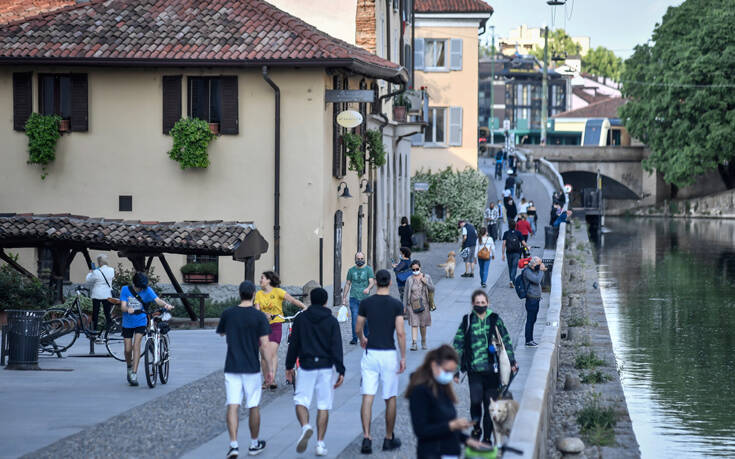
119,272,173,386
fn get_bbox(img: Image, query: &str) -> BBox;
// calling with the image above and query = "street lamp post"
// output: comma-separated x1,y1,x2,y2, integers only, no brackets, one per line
541,25,549,146
489,25,495,146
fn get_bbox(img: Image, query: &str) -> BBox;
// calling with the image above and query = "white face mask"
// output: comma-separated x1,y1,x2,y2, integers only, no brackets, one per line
413,270,421,276
435,369,454,385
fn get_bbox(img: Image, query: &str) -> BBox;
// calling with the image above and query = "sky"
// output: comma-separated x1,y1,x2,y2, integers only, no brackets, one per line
482,0,684,59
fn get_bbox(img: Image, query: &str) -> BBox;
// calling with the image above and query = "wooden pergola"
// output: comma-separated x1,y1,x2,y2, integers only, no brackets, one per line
0,213,269,320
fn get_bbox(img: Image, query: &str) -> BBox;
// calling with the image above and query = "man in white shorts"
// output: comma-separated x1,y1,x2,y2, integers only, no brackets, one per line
356,269,406,454
217,281,272,457
285,287,345,456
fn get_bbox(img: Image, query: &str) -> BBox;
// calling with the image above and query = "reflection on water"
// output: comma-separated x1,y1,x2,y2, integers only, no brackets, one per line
594,217,735,458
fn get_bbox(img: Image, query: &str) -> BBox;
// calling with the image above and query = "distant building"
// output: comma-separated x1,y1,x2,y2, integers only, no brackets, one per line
0,0,75,24
551,97,631,146
498,24,590,57
479,54,571,145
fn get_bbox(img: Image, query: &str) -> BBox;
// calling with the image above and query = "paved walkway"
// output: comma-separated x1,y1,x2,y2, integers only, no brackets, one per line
1,164,556,459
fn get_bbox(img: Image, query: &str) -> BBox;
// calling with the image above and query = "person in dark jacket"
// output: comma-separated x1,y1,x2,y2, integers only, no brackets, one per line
522,257,547,347
398,216,413,249
407,344,490,459
392,246,412,302
285,288,345,456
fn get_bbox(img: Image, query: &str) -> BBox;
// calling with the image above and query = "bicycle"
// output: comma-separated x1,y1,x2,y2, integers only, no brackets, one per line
40,287,123,359
271,309,304,387
142,308,172,388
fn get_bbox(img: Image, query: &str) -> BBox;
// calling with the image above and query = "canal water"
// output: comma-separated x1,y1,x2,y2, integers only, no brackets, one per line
594,217,735,458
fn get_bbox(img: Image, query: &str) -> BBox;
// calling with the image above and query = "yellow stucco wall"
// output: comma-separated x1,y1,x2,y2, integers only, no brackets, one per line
412,25,480,175
0,66,369,291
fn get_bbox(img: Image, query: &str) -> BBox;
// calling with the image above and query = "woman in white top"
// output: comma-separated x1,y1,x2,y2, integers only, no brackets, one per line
518,198,530,215
85,254,115,332
474,227,495,289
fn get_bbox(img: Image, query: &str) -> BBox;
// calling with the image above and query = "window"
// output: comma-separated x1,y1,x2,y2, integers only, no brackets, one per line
39,74,71,119
432,204,446,221
424,39,447,69
35,73,88,131
425,107,446,144
182,76,238,134
186,254,218,265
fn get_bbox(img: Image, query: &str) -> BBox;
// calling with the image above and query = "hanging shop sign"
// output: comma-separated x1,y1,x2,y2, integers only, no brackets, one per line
336,110,364,128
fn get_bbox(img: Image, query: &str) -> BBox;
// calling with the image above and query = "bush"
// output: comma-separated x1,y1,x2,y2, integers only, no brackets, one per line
412,167,488,242
575,350,606,369
168,118,215,169
25,112,62,180
112,264,161,293
180,262,218,275
170,294,239,319
411,214,426,233
0,263,53,310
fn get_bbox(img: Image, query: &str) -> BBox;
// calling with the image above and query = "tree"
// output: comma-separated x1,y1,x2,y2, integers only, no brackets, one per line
619,0,735,189
530,28,582,62
582,46,623,82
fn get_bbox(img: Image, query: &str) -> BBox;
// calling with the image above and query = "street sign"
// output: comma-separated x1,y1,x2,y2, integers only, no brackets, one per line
413,182,429,191
503,120,510,130
336,110,363,128
325,90,375,103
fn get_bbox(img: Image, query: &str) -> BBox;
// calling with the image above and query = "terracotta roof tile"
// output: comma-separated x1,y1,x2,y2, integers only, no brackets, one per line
415,0,493,13
553,97,627,119
0,0,405,82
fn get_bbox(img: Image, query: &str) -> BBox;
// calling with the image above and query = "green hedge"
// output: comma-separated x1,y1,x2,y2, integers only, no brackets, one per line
0,263,52,311
412,167,488,242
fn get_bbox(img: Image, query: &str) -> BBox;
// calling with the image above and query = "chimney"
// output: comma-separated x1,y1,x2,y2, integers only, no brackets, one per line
355,0,377,54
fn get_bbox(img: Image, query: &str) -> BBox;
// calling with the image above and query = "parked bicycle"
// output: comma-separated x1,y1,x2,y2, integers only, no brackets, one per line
40,287,124,359
142,308,172,388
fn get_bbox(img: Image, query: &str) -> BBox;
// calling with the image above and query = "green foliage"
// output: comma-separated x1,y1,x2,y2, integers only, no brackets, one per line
412,167,488,242
365,129,386,168
582,46,623,82
393,93,412,109
411,214,426,233
575,350,606,369
170,293,240,319
580,370,611,384
343,132,366,174
168,118,216,169
0,263,53,310
620,0,735,188
25,113,62,179
568,315,590,327
180,262,218,275
112,263,161,293
577,393,616,445
530,28,582,62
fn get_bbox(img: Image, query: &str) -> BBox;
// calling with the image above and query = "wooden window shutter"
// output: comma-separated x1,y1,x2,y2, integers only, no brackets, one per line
162,75,182,134
449,39,463,71
13,72,32,131
220,76,239,135
332,76,343,179
449,106,463,146
70,74,88,131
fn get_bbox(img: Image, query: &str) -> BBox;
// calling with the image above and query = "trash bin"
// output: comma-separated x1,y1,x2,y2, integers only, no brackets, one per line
542,259,555,291
6,310,44,370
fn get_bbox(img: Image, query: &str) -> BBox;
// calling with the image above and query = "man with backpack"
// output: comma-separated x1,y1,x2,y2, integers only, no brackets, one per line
453,290,518,445
522,257,546,347
501,220,528,288
458,220,478,278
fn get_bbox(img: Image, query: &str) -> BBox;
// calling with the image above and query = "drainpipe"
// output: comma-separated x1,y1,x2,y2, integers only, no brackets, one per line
262,66,281,273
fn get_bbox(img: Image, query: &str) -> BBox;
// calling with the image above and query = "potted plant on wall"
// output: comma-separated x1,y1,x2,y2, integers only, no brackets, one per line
25,113,62,180
392,93,412,123
180,262,218,284
208,122,219,135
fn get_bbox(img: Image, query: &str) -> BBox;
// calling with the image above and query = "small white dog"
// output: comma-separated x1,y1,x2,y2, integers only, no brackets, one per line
490,398,519,446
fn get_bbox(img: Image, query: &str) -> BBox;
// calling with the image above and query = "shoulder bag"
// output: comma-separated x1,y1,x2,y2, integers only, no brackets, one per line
493,326,511,386
99,268,120,299
478,238,491,260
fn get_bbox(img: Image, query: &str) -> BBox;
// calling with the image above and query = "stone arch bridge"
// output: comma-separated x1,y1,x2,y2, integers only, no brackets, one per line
520,145,667,212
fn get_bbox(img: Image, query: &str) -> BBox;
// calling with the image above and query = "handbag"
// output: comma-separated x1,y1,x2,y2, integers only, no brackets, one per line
493,326,511,386
428,289,436,311
460,247,471,261
99,268,120,299
478,246,491,260
411,297,425,314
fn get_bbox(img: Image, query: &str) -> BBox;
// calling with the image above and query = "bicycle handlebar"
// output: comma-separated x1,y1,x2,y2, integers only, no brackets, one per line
271,309,304,322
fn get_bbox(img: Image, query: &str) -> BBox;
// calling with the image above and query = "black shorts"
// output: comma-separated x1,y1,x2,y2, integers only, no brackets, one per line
122,326,146,338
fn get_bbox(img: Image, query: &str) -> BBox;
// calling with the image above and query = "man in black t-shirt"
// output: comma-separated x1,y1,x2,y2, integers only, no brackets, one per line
355,270,406,454
217,281,271,458
501,220,529,288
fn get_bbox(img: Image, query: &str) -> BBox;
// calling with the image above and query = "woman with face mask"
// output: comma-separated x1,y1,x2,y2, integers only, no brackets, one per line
402,260,434,351
406,345,490,458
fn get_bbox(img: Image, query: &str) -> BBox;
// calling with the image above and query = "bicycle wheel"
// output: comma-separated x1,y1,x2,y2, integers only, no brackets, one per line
144,339,157,388
158,335,169,385
42,308,79,352
104,319,125,362
39,318,65,355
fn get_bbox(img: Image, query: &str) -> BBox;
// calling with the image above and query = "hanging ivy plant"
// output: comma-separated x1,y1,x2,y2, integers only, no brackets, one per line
168,118,215,169
365,129,386,168
343,131,366,175
25,113,61,180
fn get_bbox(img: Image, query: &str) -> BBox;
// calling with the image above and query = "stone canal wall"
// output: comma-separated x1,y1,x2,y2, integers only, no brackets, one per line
628,187,735,219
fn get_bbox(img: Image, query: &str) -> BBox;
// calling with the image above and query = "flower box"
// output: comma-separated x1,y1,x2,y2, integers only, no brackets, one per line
58,119,71,132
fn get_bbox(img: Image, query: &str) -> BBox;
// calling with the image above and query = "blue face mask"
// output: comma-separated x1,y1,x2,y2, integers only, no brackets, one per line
435,369,454,385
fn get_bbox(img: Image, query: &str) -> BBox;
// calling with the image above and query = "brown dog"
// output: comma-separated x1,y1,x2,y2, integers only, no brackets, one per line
438,251,456,278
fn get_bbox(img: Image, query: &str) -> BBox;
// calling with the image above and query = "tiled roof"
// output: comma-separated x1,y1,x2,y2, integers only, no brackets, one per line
553,97,627,119
0,0,406,83
0,0,74,24
0,214,268,258
572,86,611,105
416,0,493,13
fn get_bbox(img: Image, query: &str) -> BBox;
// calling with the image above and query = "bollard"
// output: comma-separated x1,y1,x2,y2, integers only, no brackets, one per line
545,226,556,250
6,310,44,370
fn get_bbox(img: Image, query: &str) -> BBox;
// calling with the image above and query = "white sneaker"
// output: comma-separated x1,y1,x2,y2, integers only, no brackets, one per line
296,424,313,453
315,441,327,456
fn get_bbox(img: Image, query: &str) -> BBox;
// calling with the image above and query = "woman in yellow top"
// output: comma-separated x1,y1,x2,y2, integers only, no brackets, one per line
255,270,306,390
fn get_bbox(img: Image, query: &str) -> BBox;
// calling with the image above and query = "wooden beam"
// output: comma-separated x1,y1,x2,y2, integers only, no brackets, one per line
244,256,255,283
0,249,37,281
157,254,197,321
145,256,154,271
81,248,93,269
